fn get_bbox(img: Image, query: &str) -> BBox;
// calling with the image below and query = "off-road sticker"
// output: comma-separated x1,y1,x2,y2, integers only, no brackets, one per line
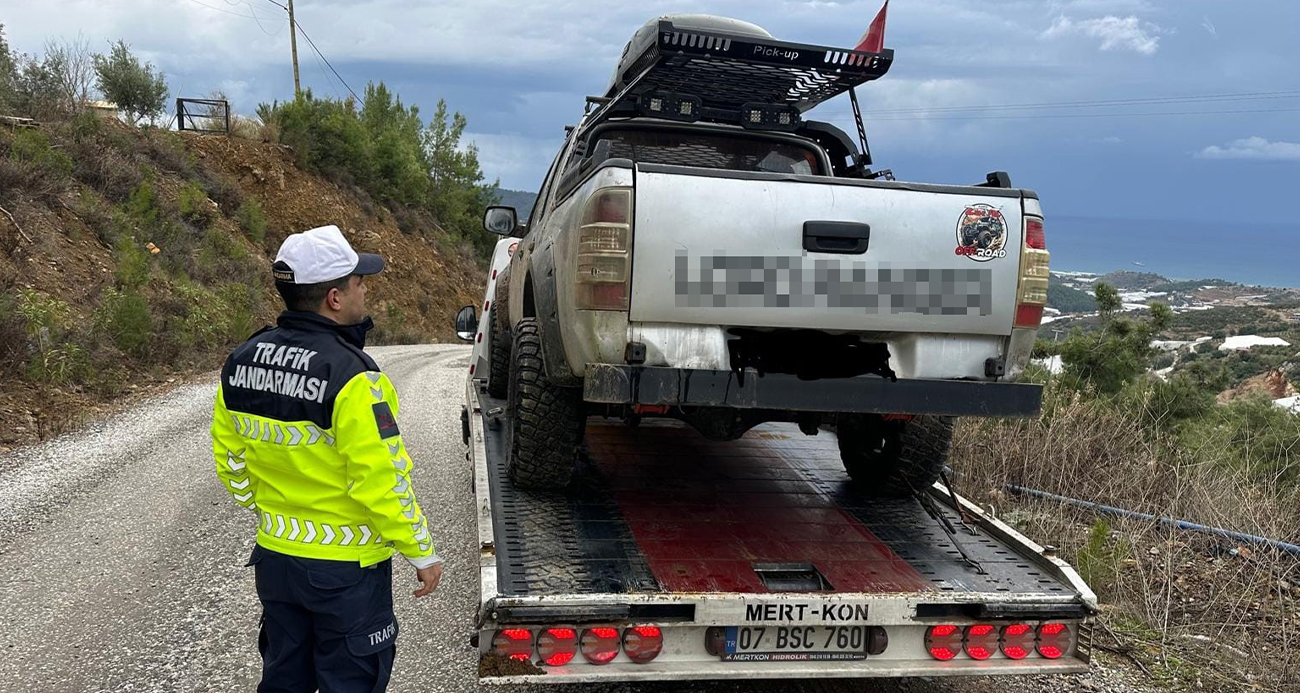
955,204,1008,262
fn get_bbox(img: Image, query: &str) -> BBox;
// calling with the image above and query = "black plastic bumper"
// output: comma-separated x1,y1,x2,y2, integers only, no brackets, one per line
583,365,1043,418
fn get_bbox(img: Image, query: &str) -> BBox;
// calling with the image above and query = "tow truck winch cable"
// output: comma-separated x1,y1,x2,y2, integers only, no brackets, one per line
1004,484,1300,558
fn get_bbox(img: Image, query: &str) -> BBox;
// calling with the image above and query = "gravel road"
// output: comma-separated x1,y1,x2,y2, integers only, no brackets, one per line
0,344,1147,693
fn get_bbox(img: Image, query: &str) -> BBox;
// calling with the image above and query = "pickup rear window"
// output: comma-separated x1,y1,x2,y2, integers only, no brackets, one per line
588,128,822,175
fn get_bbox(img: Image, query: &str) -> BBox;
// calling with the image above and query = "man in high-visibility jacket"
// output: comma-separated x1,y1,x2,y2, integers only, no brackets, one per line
212,224,442,692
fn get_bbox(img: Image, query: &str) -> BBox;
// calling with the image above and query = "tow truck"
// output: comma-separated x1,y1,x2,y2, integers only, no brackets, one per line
459,380,1096,684
457,240,1095,684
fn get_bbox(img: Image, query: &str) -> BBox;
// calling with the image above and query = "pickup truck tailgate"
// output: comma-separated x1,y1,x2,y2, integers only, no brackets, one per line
629,165,1026,336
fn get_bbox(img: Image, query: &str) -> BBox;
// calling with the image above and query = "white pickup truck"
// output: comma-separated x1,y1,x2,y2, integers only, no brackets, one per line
457,14,1050,491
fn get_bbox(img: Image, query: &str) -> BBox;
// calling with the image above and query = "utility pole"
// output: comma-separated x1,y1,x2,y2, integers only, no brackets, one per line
288,0,301,96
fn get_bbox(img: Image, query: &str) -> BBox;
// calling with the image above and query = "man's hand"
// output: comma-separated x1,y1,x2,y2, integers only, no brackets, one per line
414,563,443,597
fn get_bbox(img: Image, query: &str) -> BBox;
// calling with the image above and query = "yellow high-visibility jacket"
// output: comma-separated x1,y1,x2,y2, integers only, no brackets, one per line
211,311,438,568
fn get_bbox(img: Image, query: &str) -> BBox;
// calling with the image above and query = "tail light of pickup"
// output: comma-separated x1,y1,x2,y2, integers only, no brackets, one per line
1014,216,1050,328
575,187,634,311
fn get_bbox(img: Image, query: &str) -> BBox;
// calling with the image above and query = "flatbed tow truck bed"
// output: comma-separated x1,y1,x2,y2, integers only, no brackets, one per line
465,383,1096,684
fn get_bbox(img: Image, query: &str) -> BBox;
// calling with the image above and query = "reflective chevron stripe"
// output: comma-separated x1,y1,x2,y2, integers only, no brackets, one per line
255,514,383,549
233,420,333,446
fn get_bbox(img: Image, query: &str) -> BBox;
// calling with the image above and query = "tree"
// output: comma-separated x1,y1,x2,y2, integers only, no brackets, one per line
424,99,499,255
93,40,168,125
42,37,96,113
1052,282,1173,394
0,24,18,111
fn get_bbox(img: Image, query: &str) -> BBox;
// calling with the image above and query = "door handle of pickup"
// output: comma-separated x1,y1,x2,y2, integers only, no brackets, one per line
803,221,870,254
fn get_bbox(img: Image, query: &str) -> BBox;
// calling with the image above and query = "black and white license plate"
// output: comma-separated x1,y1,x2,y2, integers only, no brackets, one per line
721,626,868,662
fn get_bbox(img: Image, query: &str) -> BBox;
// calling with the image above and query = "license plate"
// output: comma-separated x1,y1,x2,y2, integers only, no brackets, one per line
721,626,868,662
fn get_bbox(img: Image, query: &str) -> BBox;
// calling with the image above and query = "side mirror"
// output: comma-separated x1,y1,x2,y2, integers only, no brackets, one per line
454,305,477,342
483,206,519,236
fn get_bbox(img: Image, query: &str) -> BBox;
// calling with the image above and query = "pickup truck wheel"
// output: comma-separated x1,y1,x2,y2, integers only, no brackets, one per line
507,317,584,489
836,415,954,498
486,273,511,399
486,305,510,399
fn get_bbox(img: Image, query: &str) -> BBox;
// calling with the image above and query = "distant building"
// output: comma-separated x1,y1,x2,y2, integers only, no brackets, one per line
1219,335,1291,351
85,100,119,121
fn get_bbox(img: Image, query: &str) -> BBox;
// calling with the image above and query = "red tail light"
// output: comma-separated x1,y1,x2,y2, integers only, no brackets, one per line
1015,304,1044,328
963,624,997,660
492,628,534,662
575,187,633,311
622,625,663,664
1000,623,1034,660
925,624,962,661
1025,217,1045,250
1036,622,1071,659
1014,214,1050,329
537,627,578,666
581,627,621,665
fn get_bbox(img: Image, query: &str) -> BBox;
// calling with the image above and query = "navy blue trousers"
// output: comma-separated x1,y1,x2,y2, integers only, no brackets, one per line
248,545,398,693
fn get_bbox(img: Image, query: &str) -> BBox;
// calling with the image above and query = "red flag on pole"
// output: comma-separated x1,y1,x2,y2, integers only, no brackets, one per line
855,0,889,53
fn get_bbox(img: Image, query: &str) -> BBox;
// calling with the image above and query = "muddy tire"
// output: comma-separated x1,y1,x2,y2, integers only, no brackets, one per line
836,415,954,498
485,274,511,399
507,318,585,489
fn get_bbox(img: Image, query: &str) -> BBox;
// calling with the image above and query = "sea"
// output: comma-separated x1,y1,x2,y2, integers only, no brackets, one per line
1049,216,1299,289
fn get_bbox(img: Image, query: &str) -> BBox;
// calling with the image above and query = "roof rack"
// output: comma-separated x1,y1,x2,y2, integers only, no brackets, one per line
587,19,894,131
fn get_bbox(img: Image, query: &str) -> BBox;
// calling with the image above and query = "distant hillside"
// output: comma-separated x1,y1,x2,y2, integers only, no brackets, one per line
496,189,538,220
1048,282,1098,313
1098,270,1170,290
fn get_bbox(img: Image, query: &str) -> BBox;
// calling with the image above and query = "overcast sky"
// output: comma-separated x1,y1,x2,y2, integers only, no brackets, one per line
5,0,1298,228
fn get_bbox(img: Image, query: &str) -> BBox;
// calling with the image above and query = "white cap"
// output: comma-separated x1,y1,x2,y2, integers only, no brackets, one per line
272,225,384,284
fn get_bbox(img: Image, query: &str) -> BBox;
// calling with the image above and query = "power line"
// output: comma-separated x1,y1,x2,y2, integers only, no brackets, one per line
292,19,361,103
856,107,1300,122
838,89,1300,116
182,0,272,20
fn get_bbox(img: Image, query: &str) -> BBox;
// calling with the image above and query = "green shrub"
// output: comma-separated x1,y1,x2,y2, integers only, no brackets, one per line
96,288,152,355
236,199,268,243
125,177,162,230
1075,519,1127,597
9,128,74,176
218,282,261,342
1217,397,1300,482
112,234,151,290
27,342,87,384
1,128,74,201
177,180,214,226
16,289,87,385
1143,376,1215,427
16,288,71,337
172,281,231,352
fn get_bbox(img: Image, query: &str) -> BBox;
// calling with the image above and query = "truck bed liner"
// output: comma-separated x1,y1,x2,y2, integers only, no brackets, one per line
480,394,1073,600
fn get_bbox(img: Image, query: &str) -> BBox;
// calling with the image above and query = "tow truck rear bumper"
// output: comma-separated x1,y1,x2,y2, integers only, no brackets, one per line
583,365,1043,417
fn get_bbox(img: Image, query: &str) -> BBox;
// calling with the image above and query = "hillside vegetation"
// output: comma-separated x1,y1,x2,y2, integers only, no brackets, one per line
0,29,489,446
966,280,1300,691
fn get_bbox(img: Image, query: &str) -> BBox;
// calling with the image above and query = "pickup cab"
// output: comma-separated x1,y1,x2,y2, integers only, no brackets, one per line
467,14,1050,490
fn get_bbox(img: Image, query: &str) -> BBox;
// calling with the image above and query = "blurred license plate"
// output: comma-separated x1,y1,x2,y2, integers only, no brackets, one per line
721,626,868,662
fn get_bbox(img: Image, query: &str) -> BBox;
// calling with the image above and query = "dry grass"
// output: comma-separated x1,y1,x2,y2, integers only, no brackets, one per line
953,382,1300,691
